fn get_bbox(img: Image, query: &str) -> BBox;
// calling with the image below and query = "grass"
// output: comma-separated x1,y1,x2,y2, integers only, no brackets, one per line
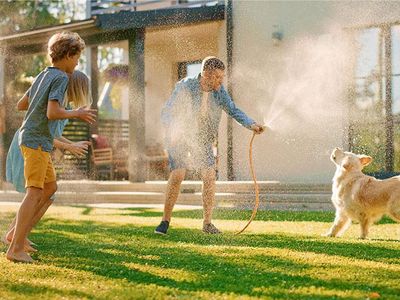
0,204,399,300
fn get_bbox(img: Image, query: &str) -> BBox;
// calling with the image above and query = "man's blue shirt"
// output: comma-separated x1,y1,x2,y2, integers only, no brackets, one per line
161,74,255,146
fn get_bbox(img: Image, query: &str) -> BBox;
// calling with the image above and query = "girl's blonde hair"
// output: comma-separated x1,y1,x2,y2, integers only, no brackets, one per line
65,70,92,108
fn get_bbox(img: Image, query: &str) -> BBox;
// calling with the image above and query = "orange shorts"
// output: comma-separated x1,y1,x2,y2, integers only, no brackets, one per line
21,145,56,189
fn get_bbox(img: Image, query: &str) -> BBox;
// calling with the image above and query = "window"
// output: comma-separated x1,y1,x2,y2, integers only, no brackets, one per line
178,0,219,8
178,60,202,80
350,24,400,175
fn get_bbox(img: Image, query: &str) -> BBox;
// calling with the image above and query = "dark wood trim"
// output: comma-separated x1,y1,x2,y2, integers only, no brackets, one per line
1,5,225,56
97,4,225,31
90,46,99,135
128,28,146,182
83,29,132,46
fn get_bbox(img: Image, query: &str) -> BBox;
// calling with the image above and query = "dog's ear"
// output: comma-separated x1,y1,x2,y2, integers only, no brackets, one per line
342,162,352,171
359,155,372,166
331,148,343,163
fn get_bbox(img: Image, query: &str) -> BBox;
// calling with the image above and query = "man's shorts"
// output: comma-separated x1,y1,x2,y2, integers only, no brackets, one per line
21,145,56,189
167,142,215,171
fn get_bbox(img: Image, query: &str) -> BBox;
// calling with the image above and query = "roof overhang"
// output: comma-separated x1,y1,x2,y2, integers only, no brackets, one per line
0,4,225,56
96,4,225,31
0,18,100,55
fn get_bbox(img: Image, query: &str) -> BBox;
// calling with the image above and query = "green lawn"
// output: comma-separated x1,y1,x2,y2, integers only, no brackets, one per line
1,204,399,300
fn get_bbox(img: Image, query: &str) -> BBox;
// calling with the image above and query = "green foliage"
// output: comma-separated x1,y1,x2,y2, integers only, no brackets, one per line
0,1,58,35
1,0,86,101
351,122,386,173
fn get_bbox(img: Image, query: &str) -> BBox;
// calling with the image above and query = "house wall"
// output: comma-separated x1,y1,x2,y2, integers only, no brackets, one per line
228,0,400,183
119,1,400,183
144,22,222,146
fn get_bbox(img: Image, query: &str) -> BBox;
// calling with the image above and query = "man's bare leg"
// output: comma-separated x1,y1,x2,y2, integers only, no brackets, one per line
201,167,216,224
162,169,186,222
201,167,220,234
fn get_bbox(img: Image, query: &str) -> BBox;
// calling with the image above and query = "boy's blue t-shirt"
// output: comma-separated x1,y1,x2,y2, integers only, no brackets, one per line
19,67,69,152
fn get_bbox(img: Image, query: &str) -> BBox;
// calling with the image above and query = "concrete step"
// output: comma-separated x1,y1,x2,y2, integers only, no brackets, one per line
0,190,332,208
2,180,331,194
1,180,333,211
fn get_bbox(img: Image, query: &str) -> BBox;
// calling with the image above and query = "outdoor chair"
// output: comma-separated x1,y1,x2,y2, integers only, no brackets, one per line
90,134,114,180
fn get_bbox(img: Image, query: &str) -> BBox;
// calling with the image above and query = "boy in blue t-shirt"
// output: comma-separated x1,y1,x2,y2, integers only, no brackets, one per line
6,32,96,263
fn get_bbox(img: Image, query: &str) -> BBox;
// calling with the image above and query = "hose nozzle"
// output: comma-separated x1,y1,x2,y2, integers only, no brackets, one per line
261,124,270,133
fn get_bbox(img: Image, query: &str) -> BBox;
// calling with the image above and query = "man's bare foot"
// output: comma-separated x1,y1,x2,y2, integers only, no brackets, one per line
6,249,34,263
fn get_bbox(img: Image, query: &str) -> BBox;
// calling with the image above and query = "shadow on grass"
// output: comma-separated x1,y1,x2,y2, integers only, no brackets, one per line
117,208,336,222
114,207,397,225
31,218,400,299
81,207,94,215
4,282,92,298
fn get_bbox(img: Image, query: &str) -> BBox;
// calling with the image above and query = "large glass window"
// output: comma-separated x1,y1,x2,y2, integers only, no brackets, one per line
97,44,128,120
391,25,400,171
351,27,386,173
351,24,400,174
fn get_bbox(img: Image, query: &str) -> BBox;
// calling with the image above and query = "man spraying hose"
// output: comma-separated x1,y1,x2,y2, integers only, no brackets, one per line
155,56,265,235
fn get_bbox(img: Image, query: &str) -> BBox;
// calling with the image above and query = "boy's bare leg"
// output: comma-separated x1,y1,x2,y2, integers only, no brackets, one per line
27,181,56,233
5,182,56,248
201,167,216,224
6,187,43,263
162,169,186,222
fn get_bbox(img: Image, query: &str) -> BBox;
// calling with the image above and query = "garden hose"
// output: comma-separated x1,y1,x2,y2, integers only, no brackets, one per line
236,130,260,234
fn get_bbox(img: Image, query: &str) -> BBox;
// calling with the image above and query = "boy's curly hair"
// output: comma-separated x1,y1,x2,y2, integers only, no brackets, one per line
47,32,85,63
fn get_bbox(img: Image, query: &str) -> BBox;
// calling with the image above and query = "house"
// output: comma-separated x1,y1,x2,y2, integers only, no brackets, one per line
1,0,400,184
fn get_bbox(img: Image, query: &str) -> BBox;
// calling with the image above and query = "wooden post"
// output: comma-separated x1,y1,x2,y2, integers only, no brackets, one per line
384,25,394,173
226,0,234,181
90,46,99,134
128,28,146,182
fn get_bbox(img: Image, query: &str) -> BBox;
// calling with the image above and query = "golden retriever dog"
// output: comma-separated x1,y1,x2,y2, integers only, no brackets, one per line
325,148,400,239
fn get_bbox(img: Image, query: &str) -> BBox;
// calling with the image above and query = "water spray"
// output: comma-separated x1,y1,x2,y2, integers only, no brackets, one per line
236,124,268,234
